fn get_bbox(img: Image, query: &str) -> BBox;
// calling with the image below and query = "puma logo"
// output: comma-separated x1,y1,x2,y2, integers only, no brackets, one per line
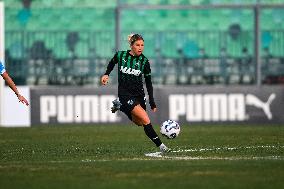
246,94,276,120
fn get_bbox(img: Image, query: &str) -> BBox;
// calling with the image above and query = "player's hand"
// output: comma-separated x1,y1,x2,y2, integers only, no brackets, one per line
101,75,109,85
17,94,29,106
152,107,157,112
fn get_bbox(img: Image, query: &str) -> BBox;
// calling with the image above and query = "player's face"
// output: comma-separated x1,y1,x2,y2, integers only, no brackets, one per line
131,40,144,56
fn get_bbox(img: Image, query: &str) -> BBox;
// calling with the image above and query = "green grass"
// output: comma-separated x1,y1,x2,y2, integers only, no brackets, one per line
0,125,284,189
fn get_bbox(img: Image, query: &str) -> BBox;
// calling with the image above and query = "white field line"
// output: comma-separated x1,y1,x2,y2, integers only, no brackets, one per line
31,145,284,163
170,145,284,153
144,145,284,160
144,154,284,161
79,145,284,162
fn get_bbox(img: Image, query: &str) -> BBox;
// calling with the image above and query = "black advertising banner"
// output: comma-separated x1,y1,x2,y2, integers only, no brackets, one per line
31,86,128,125
31,86,284,125
161,86,284,124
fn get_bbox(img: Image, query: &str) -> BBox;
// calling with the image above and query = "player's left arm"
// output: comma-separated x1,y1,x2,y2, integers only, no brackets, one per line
144,60,156,111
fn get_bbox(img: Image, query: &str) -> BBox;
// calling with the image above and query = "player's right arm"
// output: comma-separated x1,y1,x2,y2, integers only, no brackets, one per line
0,61,29,106
101,52,118,85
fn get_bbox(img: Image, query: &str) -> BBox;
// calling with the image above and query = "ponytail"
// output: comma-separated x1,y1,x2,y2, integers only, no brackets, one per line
128,33,144,46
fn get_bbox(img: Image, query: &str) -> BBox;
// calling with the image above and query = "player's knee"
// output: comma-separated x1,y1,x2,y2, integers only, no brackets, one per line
141,117,150,125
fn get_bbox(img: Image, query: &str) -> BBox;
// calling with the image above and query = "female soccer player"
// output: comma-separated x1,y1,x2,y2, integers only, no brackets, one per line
0,61,29,106
101,34,170,153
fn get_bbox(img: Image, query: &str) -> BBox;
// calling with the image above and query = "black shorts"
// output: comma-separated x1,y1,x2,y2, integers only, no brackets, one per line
119,95,147,121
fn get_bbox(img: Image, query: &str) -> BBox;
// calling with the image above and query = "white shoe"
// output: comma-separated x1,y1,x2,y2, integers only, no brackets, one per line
111,98,122,113
159,143,171,153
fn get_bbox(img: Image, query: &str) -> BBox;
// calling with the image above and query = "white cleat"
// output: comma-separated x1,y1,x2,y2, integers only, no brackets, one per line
159,143,171,153
111,98,122,113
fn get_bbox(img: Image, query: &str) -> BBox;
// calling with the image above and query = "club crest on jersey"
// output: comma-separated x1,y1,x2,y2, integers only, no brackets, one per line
134,61,140,68
120,66,141,76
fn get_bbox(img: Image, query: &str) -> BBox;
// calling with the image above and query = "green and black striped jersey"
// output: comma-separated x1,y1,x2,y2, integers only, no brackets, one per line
104,50,153,97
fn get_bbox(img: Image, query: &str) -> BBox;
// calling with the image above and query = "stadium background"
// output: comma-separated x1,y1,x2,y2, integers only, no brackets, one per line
0,0,284,126
0,2,284,189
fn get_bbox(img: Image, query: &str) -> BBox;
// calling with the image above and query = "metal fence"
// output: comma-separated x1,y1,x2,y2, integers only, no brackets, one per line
5,29,284,85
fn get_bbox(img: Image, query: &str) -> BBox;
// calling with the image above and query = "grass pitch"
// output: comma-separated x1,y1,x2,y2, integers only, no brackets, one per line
0,124,283,189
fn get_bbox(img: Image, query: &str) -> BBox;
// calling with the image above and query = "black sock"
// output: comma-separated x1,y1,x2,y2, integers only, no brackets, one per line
143,123,162,147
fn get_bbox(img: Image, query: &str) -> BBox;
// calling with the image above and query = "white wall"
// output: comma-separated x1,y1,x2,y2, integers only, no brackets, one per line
1,86,31,127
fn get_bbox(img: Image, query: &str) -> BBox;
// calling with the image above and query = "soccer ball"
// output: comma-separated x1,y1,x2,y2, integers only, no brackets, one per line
160,120,180,139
